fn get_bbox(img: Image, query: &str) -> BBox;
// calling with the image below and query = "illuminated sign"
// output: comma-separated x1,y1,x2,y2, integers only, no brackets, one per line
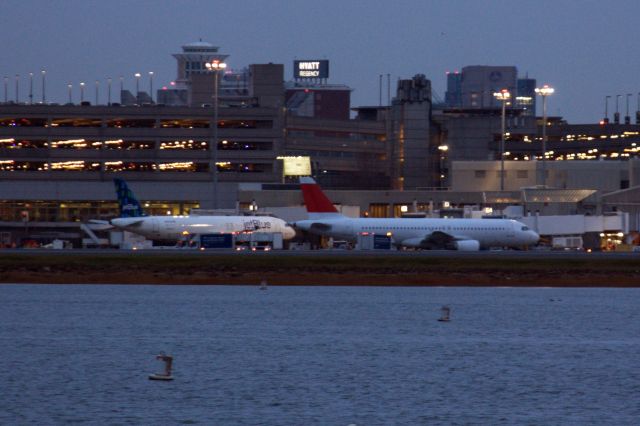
278,156,311,176
294,60,329,79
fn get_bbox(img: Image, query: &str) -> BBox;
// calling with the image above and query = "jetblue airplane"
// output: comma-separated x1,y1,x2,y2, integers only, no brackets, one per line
109,179,296,241
294,177,539,250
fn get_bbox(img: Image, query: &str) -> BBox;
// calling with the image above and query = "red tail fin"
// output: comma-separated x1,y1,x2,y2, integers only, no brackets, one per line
300,177,338,213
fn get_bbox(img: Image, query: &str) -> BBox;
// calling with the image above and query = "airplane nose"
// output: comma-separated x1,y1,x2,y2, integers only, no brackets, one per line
530,231,540,244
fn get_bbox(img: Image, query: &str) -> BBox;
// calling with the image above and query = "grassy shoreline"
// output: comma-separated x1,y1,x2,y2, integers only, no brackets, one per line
1,252,639,286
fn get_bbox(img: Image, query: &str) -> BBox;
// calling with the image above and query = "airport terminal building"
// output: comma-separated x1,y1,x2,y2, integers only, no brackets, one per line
2,42,640,248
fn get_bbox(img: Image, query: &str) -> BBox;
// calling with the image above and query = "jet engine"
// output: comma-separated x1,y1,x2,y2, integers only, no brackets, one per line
453,240,481,251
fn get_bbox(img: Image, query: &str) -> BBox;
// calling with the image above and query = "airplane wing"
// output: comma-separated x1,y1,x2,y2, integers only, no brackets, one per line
122,219,145,227
87,219,114,231
426,231,456,247
110,218,145,228
308,222,333,232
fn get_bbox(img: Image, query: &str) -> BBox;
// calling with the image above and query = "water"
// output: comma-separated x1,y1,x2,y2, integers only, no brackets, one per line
1,284,639,425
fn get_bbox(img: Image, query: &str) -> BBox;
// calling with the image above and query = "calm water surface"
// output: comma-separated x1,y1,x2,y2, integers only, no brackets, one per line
1,284,639,425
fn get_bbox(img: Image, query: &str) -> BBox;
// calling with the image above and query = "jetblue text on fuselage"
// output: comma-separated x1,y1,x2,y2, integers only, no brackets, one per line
243,219,272,231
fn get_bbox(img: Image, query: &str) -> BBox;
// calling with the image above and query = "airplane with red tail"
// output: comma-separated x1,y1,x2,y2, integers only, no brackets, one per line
294,177,539,251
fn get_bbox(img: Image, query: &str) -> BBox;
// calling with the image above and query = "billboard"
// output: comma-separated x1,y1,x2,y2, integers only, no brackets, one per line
294,60,329,79
278,156,312,176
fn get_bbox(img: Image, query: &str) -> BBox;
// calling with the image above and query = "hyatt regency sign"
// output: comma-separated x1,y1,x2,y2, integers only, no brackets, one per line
294,60,329,79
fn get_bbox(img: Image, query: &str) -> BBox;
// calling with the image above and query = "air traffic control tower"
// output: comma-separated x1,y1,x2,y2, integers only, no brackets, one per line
158,41,232,106
172,40,229,90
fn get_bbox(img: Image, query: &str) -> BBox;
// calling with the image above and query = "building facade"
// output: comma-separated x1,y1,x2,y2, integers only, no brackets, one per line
3,48,640,246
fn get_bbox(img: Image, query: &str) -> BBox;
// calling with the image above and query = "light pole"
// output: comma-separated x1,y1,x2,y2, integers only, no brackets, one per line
107,77,112,105
134,73,141,103
95,80,99,105
3,76,7,103
493,89,510,191
80,82,85,103
149,71,154,103
625,93,632,124
604,95,611,124
535,84,554,188
68,83,73,104
41,70,46,103
205,59,227,210
15,74,19,103
614,94,621,124
29,72,33,104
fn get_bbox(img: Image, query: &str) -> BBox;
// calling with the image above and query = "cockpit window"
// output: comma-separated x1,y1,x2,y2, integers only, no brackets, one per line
521,226,530,231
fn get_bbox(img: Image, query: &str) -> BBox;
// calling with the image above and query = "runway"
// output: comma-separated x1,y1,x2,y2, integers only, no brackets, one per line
1,247,638,260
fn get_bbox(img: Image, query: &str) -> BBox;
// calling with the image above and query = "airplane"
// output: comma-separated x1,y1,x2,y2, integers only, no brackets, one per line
109,178,296,242
294,177,539,251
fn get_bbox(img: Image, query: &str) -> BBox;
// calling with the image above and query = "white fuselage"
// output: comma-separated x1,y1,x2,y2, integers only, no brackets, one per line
111,215,296,241
295,216,539,249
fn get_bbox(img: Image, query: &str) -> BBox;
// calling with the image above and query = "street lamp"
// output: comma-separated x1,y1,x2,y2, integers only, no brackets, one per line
67,83,73,104
614,94,621,124
493,89,511,191
134,72,141,103
95,80,99,105
29,72,33,104
625,93,632,124
79,82,85,103
205,59,227,210
148,71,154,103
535,84,554,188
3,76,7,103
41,70,46,103
107,77,112,105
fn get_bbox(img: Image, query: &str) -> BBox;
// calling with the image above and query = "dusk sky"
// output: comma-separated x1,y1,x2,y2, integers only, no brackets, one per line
3,0,640,123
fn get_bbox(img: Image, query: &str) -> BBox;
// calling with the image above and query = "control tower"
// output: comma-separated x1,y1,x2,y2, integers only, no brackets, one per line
172,40,229,90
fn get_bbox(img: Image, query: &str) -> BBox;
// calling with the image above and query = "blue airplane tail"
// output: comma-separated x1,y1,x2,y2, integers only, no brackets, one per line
114,178,146,217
